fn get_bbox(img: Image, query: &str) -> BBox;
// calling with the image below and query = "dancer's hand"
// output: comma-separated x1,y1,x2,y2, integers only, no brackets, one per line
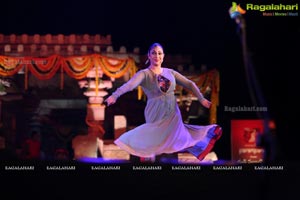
104,96,116,106
200,98,211,109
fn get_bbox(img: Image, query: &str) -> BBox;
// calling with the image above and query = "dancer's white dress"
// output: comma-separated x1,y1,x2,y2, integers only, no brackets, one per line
112,68,221,159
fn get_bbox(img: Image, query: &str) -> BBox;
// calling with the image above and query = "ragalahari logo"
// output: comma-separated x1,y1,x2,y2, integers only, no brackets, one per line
229,2,246,19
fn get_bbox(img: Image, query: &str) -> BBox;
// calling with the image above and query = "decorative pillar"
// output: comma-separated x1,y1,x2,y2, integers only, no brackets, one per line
78,65,113,138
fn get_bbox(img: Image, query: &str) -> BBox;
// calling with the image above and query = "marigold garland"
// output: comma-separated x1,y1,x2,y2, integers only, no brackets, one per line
0,56,24,76
0,54,138,92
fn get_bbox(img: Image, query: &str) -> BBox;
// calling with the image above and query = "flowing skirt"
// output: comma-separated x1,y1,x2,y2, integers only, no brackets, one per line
114,101,222,160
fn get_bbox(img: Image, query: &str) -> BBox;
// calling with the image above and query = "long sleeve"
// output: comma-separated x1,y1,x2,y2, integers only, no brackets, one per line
111,70,145,99
173,70,204,102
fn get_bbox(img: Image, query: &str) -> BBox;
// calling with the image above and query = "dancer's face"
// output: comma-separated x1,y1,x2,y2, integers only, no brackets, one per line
148,46,164,66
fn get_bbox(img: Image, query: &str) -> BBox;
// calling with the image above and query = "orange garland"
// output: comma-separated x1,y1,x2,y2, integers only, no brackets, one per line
0,54,138,89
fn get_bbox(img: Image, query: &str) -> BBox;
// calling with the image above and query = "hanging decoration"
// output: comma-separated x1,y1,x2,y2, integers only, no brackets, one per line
0,54,138,89
186,69,220,124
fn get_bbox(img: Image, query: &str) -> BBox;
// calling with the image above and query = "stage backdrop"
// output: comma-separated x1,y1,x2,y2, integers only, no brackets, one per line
231,119,265,163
